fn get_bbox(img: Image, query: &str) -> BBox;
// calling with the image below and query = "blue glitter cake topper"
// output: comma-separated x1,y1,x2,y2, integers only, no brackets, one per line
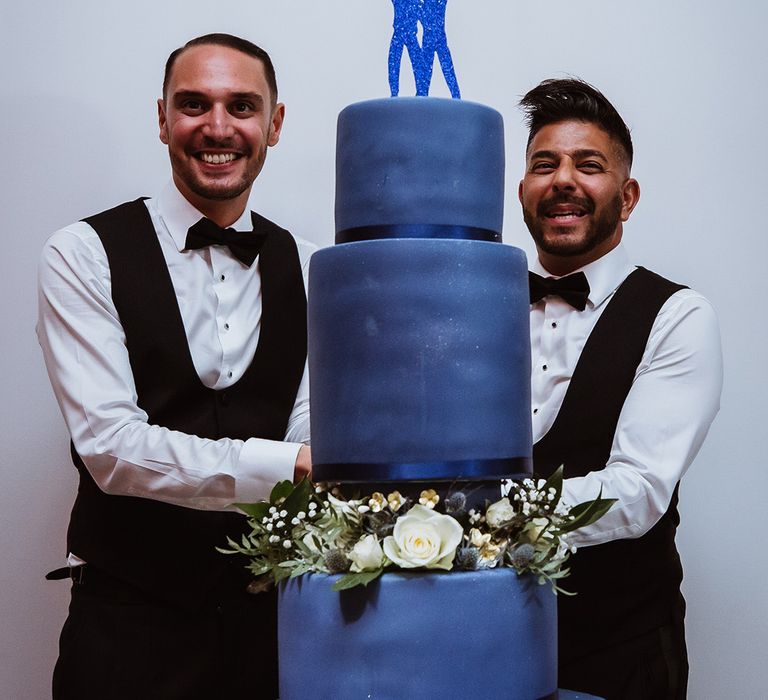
388,0,461,99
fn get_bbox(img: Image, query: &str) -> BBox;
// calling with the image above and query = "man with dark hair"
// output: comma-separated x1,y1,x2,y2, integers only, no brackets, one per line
38,33,312,699
517,78,722,699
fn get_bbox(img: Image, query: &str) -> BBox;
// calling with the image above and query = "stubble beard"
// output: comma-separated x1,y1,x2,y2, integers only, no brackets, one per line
524,193,623,258
172,143,268,202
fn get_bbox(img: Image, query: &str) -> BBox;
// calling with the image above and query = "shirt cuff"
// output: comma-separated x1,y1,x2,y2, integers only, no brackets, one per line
234,438,303,504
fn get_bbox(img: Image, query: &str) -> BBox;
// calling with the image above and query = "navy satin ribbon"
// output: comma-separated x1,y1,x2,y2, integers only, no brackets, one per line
314,456,532,482
336,223,501,244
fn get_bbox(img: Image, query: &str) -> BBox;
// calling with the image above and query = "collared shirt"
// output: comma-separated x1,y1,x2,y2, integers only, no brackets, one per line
527,243,722,547
37,182,315,515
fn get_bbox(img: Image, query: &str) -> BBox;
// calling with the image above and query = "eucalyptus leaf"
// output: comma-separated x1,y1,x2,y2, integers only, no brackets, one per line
281,477,312,518
331,569,383,591
562,490,617,533
541,465,564,508
235,501,270,520
270,480,294,505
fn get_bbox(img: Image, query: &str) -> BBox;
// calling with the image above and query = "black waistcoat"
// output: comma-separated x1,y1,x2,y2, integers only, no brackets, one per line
533,267,686,663
66,199,307,609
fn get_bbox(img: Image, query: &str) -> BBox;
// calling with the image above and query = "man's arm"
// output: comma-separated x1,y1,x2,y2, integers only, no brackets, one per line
37,223,309,511
562,288,723,547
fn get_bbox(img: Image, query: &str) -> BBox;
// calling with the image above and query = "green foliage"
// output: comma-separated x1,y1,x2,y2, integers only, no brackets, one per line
220,474,616,594
332,569,384,591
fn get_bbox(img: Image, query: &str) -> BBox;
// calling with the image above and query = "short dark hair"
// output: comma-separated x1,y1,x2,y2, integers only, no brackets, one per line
519,78,633,167
163,33,278,105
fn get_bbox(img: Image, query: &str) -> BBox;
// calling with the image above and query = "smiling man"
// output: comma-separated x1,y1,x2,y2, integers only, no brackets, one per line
38,34,313,699
518,79,722,699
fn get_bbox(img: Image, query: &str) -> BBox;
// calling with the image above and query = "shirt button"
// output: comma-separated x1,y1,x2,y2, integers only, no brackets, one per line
227,370,233,379
220,274,226,282
224,322,230,330
551,322,557,328
533,408,539,414
542,364,548,371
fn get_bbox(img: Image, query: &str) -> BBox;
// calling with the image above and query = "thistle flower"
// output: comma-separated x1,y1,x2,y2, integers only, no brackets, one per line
510,543,536,569
324,549,351,574
444,491,467,516
455,546,480,570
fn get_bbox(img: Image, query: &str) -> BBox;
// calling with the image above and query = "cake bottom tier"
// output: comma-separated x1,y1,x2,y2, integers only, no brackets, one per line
278,569,557,699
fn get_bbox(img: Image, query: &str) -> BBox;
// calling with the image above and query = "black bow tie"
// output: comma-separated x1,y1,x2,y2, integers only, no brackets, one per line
529,271,590,311
185,216,266,267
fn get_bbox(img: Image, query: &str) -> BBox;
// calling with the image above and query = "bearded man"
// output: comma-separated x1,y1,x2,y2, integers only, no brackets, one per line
517,78,722,700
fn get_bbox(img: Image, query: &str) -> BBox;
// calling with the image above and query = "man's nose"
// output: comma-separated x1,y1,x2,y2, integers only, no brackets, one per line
203,104,234,141
551,161,577,191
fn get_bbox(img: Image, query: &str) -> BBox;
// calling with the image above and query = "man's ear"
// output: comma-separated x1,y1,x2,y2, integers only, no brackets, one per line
620,178,640,222
158,98,169,145
267,103,286,147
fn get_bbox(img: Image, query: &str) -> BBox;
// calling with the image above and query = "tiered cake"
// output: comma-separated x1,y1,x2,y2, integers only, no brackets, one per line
278,97,556,699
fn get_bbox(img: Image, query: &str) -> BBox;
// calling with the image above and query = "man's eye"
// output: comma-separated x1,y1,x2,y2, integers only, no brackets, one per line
232,102,254,114
531,162,555,173
579,162,603,172
181,100,204,112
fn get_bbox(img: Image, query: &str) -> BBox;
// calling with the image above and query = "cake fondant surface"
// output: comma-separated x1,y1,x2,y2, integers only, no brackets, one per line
309,237,531,481
278,569,557,700
335,98,505,236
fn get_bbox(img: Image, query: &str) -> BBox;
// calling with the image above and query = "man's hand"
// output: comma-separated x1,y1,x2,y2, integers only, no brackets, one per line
293,445,312,483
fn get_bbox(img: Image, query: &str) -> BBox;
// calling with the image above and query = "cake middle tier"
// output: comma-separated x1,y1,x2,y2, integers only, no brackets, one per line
309,238,532,483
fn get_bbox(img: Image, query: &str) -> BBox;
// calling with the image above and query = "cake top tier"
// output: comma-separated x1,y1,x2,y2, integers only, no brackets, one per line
335,97,505,242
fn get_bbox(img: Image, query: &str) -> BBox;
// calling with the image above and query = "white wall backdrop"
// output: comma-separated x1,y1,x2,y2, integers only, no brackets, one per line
1,1,766,697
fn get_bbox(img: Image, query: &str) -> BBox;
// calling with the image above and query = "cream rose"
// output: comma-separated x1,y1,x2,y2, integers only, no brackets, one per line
485,497,516,528
348,534,385,572
383,504,463,570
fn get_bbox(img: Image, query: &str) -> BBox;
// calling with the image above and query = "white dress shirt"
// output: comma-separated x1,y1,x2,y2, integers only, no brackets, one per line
37,182,315,515
527,243,722,547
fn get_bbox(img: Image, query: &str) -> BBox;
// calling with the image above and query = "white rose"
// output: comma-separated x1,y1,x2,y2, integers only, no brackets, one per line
485,497,516,528
383,504,463,570
348,534,385,572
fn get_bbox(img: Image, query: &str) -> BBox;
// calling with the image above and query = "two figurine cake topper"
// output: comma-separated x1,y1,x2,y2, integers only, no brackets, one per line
389,0,461,98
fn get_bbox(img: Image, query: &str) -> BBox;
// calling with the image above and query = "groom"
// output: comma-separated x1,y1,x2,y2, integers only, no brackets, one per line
38,34,313,699
518,78,722,699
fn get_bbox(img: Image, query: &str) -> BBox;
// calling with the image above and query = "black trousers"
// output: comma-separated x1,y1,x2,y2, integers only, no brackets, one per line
560,622,688,700
52,569,278,700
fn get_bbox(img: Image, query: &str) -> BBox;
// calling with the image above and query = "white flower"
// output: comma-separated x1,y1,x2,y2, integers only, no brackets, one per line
291,517,300,526
276,521,285,529
469,528,491,548
419,489,439,509
387,491,404,512
358,505,371,514
279,510,288,518
283,540,292,549
348,534,385,572
266,523,273,532
269,506,277,514
524,517,550,542
383,504,462,570
368,492,387,513
485,497,516,528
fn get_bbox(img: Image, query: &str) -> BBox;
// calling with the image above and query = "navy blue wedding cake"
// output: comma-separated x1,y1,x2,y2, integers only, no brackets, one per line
277,97,557,699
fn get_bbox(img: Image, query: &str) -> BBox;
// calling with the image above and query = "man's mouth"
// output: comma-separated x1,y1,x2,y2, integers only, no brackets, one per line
539,198,592,221
198,152,240,165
